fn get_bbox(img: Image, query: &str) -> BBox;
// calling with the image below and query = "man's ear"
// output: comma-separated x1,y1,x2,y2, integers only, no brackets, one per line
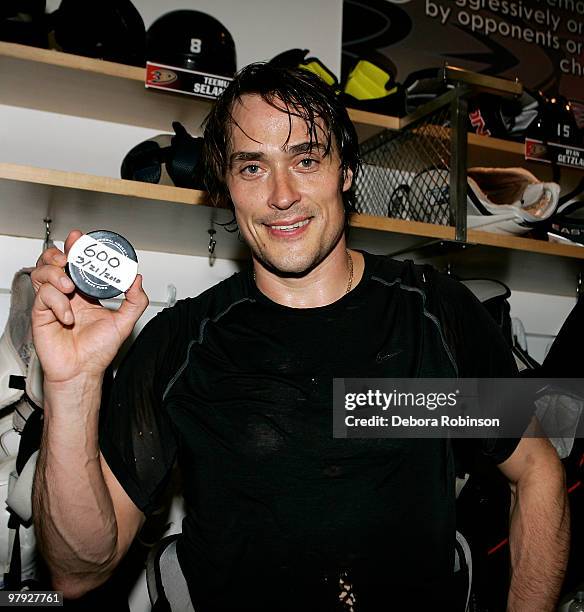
342,168,354,192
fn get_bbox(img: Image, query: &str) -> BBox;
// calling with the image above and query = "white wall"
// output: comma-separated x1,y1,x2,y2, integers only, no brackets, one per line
0,106,165,178
509,291,577,364
0,235,242,334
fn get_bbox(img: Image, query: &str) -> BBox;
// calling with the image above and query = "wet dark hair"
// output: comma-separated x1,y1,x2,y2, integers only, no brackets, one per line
202,62,361,213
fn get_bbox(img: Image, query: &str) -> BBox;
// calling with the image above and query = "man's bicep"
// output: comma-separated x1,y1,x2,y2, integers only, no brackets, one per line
496,430,562,485
100,452,145,562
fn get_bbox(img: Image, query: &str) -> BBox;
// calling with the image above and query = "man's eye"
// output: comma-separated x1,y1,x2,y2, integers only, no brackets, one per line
299,158,318,169
242,164,260,175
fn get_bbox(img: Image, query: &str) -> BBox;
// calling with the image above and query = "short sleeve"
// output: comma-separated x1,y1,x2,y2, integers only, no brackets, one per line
429,270,521,466
99,306,188,515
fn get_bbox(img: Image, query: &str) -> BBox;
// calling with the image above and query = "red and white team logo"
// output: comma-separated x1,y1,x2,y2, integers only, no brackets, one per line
469,109,491,137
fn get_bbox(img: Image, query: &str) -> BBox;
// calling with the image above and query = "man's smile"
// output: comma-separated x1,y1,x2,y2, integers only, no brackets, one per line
263,217,313,237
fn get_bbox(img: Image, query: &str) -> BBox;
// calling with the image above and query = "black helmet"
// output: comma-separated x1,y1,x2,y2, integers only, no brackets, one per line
146,10,236,78
49,0,145,66
0,0,44,17
121,122,206,191
0,0,48,48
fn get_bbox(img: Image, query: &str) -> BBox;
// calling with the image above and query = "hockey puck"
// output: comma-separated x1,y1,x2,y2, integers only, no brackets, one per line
66,230,138,299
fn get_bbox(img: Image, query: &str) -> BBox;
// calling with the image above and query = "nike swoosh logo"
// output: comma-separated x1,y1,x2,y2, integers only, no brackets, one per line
376,349,403,363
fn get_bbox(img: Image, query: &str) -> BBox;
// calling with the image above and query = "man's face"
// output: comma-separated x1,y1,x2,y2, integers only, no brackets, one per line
225,94,353,276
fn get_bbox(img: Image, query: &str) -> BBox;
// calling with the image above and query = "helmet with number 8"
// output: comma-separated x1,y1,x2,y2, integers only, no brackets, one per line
146,10,236,78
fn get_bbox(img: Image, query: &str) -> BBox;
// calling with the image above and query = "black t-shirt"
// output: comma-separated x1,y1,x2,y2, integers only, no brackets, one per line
99,252,519,611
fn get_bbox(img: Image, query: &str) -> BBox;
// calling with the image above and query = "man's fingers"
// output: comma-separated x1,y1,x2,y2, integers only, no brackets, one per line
64,229,84,255
34,284,75,326
35,230,83,268
31,263,76,295
32,230,84,293
36,246,67,268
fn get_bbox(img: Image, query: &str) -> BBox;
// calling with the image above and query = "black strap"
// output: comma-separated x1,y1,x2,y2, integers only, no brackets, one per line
16,408,43,475
3,519,21,591
8,376,25,391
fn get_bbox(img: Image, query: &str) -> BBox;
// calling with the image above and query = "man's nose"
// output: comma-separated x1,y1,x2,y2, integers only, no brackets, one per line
268,169,300,210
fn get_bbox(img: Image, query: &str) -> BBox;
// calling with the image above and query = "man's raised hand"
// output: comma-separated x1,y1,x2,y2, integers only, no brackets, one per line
31,230,149,384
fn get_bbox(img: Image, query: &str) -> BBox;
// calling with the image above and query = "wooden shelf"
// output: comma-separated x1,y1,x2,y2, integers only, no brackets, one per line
1,163,207,205
467,227,584,259
348,109,401,142
0,43,386,143
410,236,584,297
0,41,145,81
0,43,383,139
0,42,398,140
347,108,400,131
467,133,523,155
350,212,584,260
349,213,455,240
0,163,457,262
0,42,211,133
2,162,583,295
348,212,584,296
0,163,246,260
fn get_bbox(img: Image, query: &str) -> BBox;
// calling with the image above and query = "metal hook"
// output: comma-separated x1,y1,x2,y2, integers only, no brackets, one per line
208,228,217,267
208,229,217,255
43,217,52,251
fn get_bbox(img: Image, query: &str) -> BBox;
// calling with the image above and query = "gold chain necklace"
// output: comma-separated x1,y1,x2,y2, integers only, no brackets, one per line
253,250,354,294
345,249,354,294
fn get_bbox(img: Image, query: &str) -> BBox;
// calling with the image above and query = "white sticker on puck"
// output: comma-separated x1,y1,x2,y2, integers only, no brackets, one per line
67,234,138,293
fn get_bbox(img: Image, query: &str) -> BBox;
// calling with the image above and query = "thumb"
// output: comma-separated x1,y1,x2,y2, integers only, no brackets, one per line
114,274,149,337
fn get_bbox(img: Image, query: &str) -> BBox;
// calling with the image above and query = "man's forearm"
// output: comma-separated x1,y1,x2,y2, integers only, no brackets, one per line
507,459,570,611
32,376,118,597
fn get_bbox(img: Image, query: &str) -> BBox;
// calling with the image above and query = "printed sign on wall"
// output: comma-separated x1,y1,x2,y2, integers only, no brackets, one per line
342,0,583,100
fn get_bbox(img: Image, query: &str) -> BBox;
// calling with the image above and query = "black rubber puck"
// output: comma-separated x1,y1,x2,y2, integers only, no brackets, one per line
66,230,138,299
